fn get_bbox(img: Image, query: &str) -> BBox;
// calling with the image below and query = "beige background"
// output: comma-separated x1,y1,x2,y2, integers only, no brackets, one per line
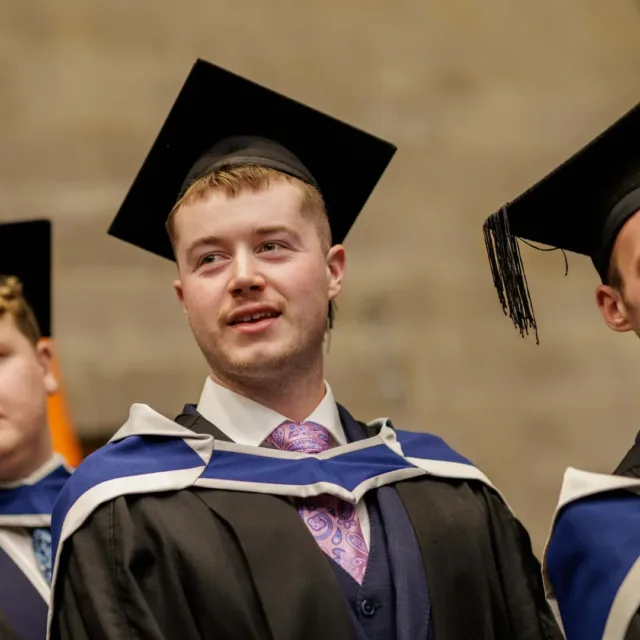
1,0,640,553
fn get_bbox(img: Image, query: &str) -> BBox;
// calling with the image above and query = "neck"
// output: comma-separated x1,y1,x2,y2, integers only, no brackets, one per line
209,359,326,421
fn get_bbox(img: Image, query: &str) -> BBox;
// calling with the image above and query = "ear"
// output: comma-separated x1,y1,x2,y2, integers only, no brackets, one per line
34,339,59,395
173,278,188,315
595,284,633,333
326,245,346,301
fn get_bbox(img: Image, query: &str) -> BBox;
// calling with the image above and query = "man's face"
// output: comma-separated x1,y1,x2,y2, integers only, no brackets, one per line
596,210,640,335
172,180,345,384
0,314,57,480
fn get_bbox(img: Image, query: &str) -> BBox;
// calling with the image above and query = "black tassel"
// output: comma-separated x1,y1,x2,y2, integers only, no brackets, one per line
483,207,539,344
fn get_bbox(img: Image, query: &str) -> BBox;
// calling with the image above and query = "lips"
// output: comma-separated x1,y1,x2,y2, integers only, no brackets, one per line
227,306,281,326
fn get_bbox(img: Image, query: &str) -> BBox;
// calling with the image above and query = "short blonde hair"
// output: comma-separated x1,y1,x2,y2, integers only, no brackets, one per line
166,164,331,252
0,276,41,345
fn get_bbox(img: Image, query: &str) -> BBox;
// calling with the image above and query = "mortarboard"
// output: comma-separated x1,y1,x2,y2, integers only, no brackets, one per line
483,101,640,343
0,219,52,337
108,58,397,260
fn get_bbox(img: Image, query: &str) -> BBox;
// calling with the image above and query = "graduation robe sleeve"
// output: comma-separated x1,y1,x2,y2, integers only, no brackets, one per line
396,477,561,640
480,484,560,638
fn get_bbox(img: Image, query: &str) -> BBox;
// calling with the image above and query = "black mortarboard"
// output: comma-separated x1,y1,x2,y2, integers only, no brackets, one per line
108,58,397,260
0,219,52,337
483,101,640,343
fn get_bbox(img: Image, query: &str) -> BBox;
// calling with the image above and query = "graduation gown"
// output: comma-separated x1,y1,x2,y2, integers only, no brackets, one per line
543,439,640,640
614,437,640,639
615,434,640,478
0,456,71,640
49,403,561,640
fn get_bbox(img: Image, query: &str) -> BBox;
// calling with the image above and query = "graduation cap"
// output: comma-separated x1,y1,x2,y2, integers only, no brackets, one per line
108,58,397,260
0,219,52,337
483,101,640,343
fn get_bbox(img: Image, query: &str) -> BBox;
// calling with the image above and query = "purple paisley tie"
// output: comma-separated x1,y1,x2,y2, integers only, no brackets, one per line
264,421,369,584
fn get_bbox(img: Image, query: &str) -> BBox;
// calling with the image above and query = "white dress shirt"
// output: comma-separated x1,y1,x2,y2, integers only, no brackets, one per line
196,377,371,548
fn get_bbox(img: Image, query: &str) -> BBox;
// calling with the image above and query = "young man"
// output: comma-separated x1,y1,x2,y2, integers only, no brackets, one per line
0,220,72,640
49,59,561,640
484,102,640,640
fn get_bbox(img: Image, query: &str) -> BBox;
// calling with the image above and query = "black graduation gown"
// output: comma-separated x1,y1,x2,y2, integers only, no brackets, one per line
50,411,561,640
614,437,640,640
0,612,20,640
0,457,71,640
615,437,640,478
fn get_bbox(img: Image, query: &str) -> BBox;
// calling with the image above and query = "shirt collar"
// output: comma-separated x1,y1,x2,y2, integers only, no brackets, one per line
196,377,346,447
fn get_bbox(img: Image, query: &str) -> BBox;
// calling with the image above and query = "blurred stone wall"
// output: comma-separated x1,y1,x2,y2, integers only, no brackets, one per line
2,0,640,552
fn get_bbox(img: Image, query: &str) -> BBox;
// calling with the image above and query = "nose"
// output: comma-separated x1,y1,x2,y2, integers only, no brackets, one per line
227,251,266,296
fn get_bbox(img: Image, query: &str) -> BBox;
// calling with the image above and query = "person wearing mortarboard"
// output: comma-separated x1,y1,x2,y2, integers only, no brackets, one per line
48,59,562,640
0,220,74,640
483,103,640,640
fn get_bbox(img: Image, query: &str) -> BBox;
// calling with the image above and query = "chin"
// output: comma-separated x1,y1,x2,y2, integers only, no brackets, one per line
234,348,289,370
221,342,299,373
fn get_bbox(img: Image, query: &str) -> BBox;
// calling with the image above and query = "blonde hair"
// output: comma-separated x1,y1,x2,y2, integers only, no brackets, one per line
166,164,332,252
0,276,41,345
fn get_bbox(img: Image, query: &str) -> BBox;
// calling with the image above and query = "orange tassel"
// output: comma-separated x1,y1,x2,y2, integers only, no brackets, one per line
41,338,83,468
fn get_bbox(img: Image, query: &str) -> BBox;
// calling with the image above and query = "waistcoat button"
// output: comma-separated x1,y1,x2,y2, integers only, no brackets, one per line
360,599,377,617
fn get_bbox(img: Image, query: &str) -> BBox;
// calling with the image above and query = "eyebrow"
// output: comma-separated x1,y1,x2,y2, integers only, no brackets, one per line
185,235,225,261
185,225,303,259
254,225,302,242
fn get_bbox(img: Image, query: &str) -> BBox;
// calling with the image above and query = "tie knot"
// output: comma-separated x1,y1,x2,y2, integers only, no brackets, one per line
265,421,333,454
